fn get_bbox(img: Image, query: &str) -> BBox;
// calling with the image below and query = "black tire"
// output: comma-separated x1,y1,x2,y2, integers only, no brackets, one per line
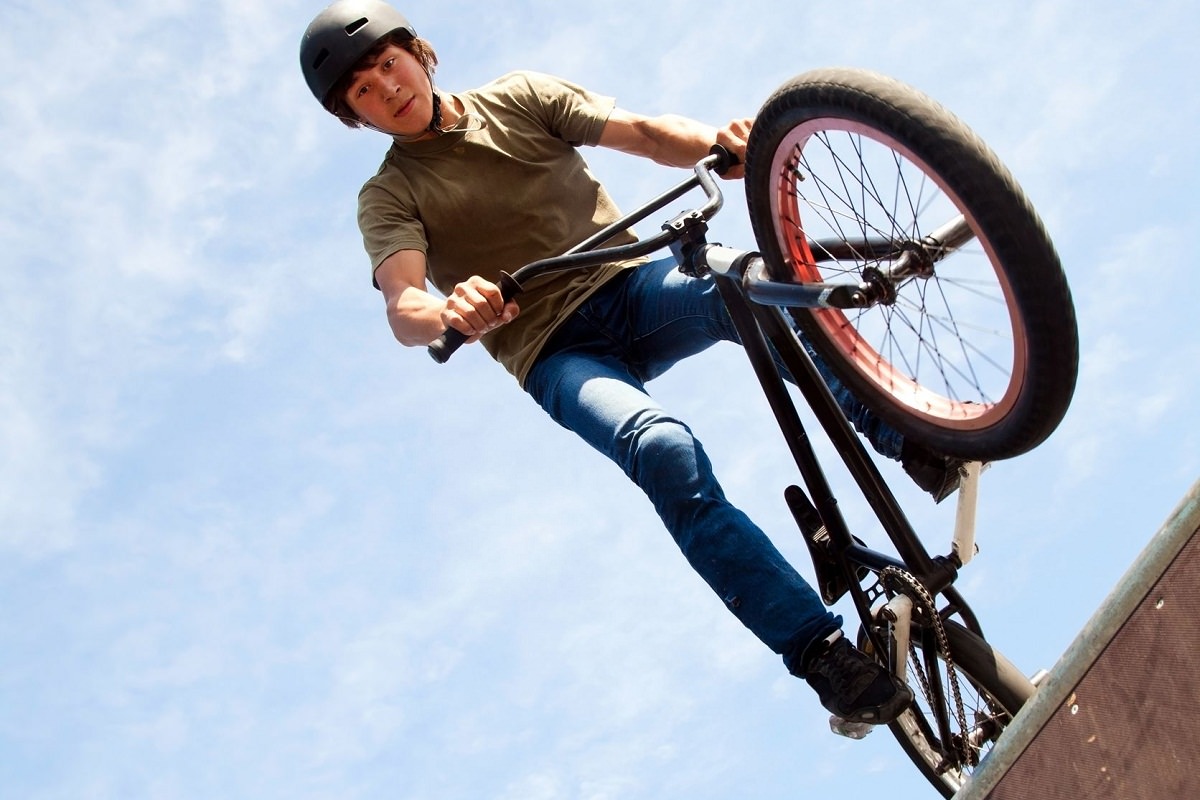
745,68,1078,460
881,620,1034,797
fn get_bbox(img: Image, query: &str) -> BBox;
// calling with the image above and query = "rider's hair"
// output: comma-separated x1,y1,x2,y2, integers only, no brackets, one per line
323,31,439,128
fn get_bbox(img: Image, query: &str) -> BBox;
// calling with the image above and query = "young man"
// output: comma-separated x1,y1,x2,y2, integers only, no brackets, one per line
299,0,961,725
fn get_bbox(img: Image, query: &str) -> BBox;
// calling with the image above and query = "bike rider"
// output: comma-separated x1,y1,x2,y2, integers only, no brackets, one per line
298,0,967,725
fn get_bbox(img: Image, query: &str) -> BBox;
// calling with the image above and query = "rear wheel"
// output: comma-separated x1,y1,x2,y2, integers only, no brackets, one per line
867,619,1034,797
745,68,1078,460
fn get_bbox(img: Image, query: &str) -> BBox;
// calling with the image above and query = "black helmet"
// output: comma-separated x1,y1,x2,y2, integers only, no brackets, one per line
300,0,417,104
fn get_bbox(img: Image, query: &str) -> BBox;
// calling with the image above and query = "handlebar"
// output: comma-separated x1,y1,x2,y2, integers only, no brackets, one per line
427,147,737,363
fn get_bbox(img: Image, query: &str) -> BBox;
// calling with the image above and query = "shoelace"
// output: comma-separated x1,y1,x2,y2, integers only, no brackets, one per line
813,640,872,696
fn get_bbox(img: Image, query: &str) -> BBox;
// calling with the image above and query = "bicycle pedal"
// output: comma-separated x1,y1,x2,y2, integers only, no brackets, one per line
828,715,875,740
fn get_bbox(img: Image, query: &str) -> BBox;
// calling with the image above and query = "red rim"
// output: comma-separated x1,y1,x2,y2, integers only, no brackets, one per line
767,119,1028,431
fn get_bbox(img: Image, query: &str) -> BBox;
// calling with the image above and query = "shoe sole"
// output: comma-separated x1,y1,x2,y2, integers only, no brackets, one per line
835,683,915,725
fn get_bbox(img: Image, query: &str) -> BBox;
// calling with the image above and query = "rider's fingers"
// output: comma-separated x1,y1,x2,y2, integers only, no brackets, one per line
500,299,519,323
462,275,507,316
444,284,519,339
717,117,752,149
716,117,753,180
449,281,498,323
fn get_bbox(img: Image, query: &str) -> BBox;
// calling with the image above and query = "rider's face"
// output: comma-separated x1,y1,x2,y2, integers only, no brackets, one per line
344,43,434,138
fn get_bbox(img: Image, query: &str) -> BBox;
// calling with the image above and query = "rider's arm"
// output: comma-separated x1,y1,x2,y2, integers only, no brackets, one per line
598,108,752,179
375,249,518,347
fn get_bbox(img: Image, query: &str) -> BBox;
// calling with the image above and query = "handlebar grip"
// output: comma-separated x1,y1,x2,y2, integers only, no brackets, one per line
427,271,524,364
709,144,741,176
427,327,469,364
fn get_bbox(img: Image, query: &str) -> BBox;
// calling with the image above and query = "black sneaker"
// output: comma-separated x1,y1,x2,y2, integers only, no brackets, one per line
803,632,913,724
901,441,968,504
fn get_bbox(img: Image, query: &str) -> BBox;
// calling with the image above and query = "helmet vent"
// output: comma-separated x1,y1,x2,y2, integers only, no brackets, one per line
345,17,370,36
312,49,330,70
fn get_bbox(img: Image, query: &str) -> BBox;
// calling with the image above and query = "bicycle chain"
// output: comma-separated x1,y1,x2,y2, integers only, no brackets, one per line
879,566,972,766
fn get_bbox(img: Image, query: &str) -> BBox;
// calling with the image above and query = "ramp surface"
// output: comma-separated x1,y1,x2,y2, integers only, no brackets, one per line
954,479,1200,800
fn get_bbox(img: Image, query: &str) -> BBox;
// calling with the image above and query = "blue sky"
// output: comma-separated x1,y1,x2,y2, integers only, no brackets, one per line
2,1,1197,798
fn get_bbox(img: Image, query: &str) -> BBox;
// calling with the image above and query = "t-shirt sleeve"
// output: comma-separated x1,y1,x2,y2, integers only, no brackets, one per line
358,182,427,285
519,71,615,147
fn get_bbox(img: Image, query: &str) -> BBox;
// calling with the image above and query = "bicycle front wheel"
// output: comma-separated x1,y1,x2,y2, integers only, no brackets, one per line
745,68,1078,460
878,620,1034,797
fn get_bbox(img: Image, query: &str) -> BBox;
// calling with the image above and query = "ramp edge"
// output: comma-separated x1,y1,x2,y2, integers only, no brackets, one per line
951,478,1200,800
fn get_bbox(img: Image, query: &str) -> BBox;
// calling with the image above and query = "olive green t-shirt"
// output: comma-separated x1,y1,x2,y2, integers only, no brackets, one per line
357,70,642,385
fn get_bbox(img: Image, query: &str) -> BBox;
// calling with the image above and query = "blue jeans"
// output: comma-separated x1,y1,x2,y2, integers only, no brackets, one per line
523,257,902,672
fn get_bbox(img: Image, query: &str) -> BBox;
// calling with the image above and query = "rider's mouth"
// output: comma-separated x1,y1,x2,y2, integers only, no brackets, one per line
394,97,415,118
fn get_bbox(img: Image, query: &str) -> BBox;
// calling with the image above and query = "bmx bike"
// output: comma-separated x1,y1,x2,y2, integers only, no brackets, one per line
431,67,1078,797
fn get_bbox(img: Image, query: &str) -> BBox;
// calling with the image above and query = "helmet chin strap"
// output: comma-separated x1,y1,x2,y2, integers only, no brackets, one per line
428,90,445,133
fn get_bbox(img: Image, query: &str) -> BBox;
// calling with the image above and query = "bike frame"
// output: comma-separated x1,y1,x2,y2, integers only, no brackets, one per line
666,163,984,653
434,150,985,680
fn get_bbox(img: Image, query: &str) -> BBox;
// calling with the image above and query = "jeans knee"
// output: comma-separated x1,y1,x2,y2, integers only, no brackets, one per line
621,413,701,482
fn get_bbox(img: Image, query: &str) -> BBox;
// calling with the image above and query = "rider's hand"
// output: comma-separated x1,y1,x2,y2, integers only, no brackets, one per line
441,275,520,343
715,117,753,180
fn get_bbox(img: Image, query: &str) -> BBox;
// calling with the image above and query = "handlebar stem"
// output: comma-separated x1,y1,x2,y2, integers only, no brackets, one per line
666,211,711,277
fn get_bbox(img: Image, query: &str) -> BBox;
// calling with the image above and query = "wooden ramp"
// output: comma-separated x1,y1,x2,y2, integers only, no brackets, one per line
953,479,1200,799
